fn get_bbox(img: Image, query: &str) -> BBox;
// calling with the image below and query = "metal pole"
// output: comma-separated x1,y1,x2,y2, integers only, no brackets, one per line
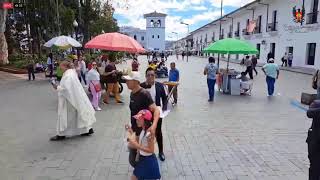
187,24,189,62
56,0,60,35
302,0,305,26
266,5,269,32
217,0,223,69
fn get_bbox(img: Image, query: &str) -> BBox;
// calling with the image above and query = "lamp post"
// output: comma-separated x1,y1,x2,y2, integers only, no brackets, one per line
73,20,78,40
217,0,223,69
180,21,189,62
73,20,79,55
172,31,179,52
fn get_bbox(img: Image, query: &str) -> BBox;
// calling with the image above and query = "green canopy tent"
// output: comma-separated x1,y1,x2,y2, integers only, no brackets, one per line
203,38,259,71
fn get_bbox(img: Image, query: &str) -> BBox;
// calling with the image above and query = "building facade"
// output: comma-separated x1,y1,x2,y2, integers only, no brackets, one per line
120,11,167,52
119,26,147,48
183,0,320,68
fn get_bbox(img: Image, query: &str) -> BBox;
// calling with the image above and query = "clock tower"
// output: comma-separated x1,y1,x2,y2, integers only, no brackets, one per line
144,11,167,51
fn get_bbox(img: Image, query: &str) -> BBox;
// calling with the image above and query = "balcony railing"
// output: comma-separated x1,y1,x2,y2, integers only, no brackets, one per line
267,22,277,32
307,11,319,24
227,32,232,38
253,27,262,34
242,28,250,35
234,31,240,37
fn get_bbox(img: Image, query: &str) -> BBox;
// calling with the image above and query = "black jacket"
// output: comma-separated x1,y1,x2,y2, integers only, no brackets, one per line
140,81,168,111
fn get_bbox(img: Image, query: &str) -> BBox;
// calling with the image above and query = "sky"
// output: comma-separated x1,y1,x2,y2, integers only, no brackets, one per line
111,0,255,41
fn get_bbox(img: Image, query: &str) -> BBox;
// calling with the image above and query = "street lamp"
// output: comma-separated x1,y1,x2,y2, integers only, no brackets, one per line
73,20,79,56
73,20,78,40
180,21,190,62
217,0,223,69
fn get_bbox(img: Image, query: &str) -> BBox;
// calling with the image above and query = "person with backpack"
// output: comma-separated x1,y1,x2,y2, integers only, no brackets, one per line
204,57,218,102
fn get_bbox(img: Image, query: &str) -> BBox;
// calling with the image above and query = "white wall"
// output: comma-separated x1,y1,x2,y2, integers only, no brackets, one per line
145,16,166,51
190,0,320,68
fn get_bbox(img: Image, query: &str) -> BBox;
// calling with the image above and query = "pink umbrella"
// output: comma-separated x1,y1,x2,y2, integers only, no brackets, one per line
85,32,145,53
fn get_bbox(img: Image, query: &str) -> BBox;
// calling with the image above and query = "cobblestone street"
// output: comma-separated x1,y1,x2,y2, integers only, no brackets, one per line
0,55,314,180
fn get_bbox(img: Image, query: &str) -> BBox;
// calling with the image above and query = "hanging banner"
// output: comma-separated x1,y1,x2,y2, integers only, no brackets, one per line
246,20,256,33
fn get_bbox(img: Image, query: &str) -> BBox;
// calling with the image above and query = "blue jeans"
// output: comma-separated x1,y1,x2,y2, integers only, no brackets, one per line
207,79,216,100
317,87,320,99
266,76,276,96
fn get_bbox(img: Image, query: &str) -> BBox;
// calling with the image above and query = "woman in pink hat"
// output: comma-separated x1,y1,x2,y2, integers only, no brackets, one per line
126,109,161,180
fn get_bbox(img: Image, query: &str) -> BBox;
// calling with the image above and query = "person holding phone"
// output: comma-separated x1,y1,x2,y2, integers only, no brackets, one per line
50,61,96,141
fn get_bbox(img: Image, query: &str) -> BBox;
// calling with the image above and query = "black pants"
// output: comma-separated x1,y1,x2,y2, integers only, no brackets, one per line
307,129,320,180
80,71,87,85
252,65,258,75
282,60,288,67
49,65,53,78
129,118,164,167
28,69,35,80
245,66,253,79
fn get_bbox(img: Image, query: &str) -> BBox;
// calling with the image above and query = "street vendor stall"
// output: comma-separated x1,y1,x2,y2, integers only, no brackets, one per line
203,38,258,95
163,81,179,107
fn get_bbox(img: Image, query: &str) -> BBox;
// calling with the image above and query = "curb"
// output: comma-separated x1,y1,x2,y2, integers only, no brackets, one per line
193,56,315,76
0,66,27,74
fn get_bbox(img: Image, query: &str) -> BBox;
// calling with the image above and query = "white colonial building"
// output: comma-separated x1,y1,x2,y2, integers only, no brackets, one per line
120,11,167,51
120,26,147,48
179,0,320,68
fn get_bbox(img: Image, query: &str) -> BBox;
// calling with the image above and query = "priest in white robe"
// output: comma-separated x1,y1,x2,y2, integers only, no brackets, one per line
50,61,96,141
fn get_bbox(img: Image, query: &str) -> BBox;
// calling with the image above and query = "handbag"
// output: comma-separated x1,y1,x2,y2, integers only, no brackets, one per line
91,81,102,92
312,70,319,90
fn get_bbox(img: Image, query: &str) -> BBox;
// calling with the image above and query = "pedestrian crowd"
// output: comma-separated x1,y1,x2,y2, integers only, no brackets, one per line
39,49,320,180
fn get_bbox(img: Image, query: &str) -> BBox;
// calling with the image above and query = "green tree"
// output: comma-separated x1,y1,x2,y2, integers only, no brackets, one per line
0,0,9,64
59,5,75,36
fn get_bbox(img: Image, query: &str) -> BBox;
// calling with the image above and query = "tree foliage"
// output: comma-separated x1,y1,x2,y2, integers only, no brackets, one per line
5,0,119,58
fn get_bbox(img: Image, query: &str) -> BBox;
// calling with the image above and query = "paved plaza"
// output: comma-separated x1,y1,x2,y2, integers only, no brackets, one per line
0,55,315,180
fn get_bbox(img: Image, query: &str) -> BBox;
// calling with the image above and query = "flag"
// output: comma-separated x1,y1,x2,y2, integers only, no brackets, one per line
246,20,256,33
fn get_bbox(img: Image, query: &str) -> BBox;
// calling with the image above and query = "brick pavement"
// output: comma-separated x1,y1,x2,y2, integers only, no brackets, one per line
0,55,313,180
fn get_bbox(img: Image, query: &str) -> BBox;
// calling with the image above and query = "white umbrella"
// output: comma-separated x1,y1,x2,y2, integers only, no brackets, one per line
44,36,82,49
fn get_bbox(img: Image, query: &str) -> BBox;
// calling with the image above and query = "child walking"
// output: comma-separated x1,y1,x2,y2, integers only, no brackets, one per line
126,109,161,180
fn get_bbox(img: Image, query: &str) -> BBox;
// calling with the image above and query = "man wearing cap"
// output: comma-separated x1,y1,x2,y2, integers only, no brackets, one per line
262,58,280,96
306,100,320,180
140,67,168,161
123,71,160,167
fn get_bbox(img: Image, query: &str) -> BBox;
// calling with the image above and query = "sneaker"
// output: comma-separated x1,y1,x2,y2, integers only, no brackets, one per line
116,100,124,104
95,107,102,111
81,128,94,136
159,152,166,161
50,135,66,141
103,101,109,104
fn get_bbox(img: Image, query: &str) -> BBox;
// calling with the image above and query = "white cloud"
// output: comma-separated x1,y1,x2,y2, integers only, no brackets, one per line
111,0,254,40
209,0,255,7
